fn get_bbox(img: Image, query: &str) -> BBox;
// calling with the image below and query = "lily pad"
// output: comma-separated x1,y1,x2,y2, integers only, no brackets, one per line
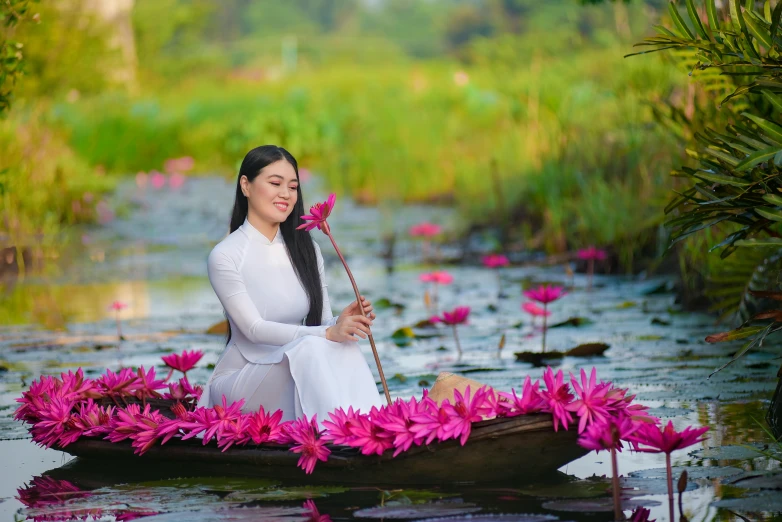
223,485,347,502
636,335,665,341
140,506,309,521
690,443,770,461
629,466,743,480
564,343,609,357
514,351,565,365
711,492,782,511
132,477,279,492
725,472,782,490
354,500,481,519
375,298,406,312
620,476,696,495
549,317,594,328
651,317,671,326
518,478,609,498
541,498,659,512
415,514,559,522
391,327,440,347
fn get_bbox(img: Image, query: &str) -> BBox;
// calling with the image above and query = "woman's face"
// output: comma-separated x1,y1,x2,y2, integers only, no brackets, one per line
241,159,299,225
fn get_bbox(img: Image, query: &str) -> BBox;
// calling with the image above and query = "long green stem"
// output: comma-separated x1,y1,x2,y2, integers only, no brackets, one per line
588,258,594,291
542,303,548,353
323,223,392,405
452,324,462,359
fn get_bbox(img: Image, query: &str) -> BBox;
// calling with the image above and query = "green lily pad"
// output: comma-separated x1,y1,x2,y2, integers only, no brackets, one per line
637,335,665,341
518,478,609,498
549,317,594,328
541,498,660,512
354,500,481,519
630,466,742,480
375,297,406,312
223,486,347,502
131,477,279,492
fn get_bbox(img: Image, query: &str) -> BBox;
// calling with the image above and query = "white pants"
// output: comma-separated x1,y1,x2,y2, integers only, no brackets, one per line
208,335,384,423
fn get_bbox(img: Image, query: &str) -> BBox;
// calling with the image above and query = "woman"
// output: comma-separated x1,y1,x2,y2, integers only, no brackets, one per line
197,145,384,422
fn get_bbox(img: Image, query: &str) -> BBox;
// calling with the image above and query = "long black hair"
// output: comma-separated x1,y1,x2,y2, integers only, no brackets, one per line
225,145,323,344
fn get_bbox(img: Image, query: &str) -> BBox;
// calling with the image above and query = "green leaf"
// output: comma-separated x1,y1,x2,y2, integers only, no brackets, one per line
763,193,782,205
702,148,741,167
735,146,782,171
756,207,782,221
686,0,709,39
745,12,773,49
766,0,772,23
707,0,721,32
743,112,782,143
735,238,782,246
771,0,782,41
694,171,752,186
762,90,782,112
705,324,766,343
731,0,748,35
669,1,695,39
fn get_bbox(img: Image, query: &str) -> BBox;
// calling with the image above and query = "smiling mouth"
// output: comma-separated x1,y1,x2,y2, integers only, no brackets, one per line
274,203,289,211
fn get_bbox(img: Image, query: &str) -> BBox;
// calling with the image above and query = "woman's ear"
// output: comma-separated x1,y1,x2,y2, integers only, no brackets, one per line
239,175,249,197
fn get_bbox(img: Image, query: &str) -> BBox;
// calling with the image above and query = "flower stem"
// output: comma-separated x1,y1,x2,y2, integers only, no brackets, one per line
542,303,547,353
588,258,594,291
452,324,462,359
324,225,392,405
115,311,123,341
611,446,621,521
666,453,674,522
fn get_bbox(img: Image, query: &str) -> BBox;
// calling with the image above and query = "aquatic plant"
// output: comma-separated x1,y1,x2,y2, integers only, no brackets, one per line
161,349,204,379
578,415,641,521
419,270,454,309
150,170,166,189
577,246,607,291
108,300,128,341
497,376,546,416
522,285,566,352
632,421,709,521
430,306,471,358
539,368,575,432
482,253,509,296
286,414,331,474
566,368,610,434
299,193,391,405
409,222,442,262
521,301,550,328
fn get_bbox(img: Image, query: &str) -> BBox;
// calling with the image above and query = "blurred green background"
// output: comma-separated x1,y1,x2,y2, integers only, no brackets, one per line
2,0,690,272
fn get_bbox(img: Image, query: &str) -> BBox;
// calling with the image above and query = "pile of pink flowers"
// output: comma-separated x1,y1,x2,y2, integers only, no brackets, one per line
16,354,670,476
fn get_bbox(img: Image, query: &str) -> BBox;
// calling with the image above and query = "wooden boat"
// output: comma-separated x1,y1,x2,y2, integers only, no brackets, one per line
56,406,588,485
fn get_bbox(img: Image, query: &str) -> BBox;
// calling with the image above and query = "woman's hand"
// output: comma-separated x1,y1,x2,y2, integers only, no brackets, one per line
326,315,373,343
337,295,375,323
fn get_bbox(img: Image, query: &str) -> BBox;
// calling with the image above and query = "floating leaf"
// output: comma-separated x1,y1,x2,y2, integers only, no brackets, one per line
564,343,610,357
375,297,406,312
353,501,481,519
549,317,594,328
637,335,665,341
541,498,659,512
726,472,782,490
630,466,742,480
651,317,671,326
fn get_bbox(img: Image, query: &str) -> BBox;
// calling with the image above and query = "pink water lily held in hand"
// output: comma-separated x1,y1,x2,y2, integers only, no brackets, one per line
419,271,454,285
482,253,510,268
297,193,335,232
409,222,442,237
161,350,204,375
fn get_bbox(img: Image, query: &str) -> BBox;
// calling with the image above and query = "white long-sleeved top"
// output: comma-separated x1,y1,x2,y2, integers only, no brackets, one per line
206,218,339,365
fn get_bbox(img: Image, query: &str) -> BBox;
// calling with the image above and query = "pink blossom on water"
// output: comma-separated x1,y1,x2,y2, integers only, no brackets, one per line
482,253,510,268
409,222,442,237
161,350,204,374
109,300,128,311
566,368,610,433
629,506,656,522
297,193,335,232
168,172,186,189
632,421,709,454
71,399,114,438
578,415,640,453
521,302,551,318
150,171,166,189
523,284,566,304
30,397,78,448
303,499,332,522
540,367,574,432
286,414,331,474
577,246,608,261
430,306,470,325
419,271,453,284
135,172,148,189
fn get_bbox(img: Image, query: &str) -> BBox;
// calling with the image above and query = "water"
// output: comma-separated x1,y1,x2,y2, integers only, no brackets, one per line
1,176,781,521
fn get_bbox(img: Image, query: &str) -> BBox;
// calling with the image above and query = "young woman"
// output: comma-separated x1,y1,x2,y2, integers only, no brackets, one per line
197,145,384,422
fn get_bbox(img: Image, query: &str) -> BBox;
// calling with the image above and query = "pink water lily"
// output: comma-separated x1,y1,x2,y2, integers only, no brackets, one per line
203,396,245,444
577,246,607,290
629,506,655,522
287,414,331,474
373,398,426,457
430,306,470,358
303,499,332,522
321,406,362,446
409,222,442,237
632,421,709,521
178,406,218,442
30,397,78,448
150,171,166,189
522,302,550,318
443,385,489,445
96,368,139,402
161,350,204,376
297,193,335,232
566,368,610,433
297,192,391,405
71,400,114,438
132,366,166,401
498,376,546,416
409,398,455,445
419,271,454,284
348,413,395,456
540,367,574,432
217,414,252,452
522,285,565,352
247,407,286,445
109,301,127,311
482,253,510,268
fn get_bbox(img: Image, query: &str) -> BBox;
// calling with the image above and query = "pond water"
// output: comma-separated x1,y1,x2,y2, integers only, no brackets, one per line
1,176,781,521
